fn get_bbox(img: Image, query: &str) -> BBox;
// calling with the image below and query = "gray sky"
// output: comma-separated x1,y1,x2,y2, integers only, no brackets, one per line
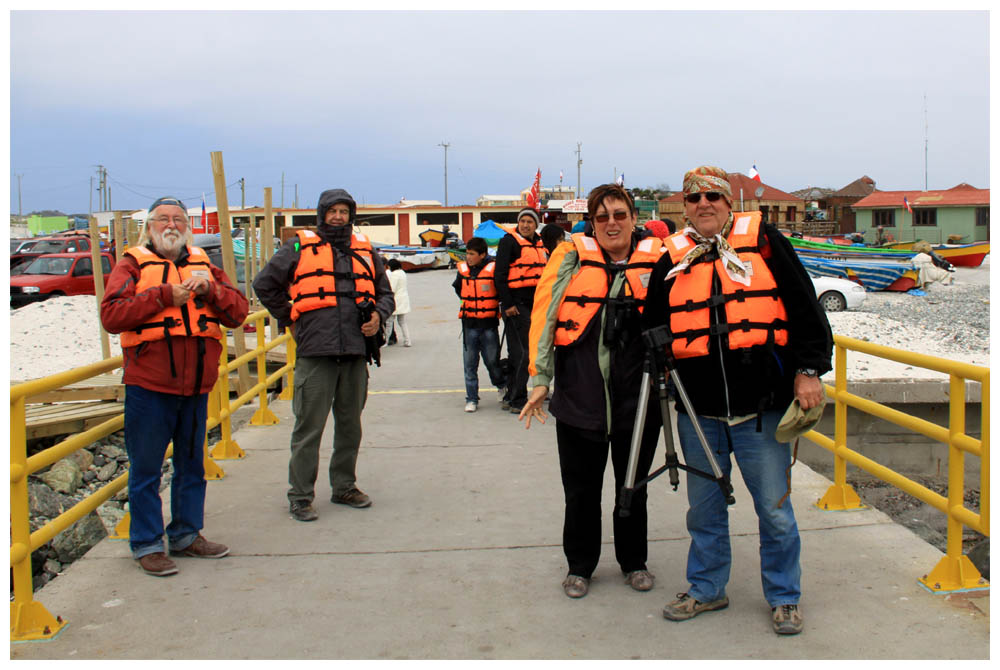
8,9,990,214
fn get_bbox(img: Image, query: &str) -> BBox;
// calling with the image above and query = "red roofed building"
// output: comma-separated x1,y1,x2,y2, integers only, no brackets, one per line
658,172,805,227
851,184,990,244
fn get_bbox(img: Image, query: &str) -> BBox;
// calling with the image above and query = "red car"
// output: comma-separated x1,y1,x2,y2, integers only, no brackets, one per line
11,234,93,273
10,251,115,308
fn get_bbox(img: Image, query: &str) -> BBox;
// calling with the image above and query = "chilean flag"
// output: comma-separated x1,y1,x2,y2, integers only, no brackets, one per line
748,164,761,182
526,168,541,210
199,194,208,233
903,196,913,214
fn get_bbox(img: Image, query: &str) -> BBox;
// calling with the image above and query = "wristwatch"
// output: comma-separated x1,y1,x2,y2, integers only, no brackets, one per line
796,368,819,378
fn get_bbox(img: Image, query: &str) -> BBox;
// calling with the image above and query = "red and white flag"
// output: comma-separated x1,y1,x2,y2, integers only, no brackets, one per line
903,196,913,214
748,164,761,182
526,168,541,209
559,170,564,183
199,194,208,233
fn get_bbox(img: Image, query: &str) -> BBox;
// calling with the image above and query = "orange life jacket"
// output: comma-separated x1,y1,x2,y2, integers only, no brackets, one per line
664,211,788,359
120,245,224,348
553,233,664,346
289,229,376,321
499,225,548,289
457,260,500,320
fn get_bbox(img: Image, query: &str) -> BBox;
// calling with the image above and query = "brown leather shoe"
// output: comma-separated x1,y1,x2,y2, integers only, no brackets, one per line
138,552,178,577
331,487,372,508
170,534,229,559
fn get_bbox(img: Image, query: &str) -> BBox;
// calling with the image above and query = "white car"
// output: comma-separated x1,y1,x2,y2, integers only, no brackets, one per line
809,274,867,312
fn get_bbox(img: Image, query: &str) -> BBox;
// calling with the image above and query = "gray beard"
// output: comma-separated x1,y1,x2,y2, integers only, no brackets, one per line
152,230,185,260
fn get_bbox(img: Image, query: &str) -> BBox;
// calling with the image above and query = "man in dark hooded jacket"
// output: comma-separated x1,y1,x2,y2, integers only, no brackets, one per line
253,189,394,522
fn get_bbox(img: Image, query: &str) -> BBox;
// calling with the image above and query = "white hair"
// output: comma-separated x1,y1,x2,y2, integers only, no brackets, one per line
137,206,194,251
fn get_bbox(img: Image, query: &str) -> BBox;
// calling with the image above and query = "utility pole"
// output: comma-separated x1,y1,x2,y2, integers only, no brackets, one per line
575,142,583,200
294,184,298,209
281,172,285,208
240,178,245,209
924,93,928,191
438,142,450,206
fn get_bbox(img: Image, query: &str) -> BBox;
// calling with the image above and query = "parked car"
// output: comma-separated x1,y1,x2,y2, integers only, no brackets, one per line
11,234,93,274
10,239,38,254
810,274,867,312
10,251,115,308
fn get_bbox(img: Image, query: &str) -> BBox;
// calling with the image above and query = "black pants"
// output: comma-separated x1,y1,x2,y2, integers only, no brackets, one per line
556,413,660,579
502,307,531,408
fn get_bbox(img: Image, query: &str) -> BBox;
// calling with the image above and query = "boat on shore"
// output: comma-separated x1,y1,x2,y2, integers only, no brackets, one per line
375,245,451,272
797,255,918,292
879,240,990,267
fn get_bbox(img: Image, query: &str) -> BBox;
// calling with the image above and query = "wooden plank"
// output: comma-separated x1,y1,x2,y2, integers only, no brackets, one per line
25,401,123,440
14,374,125,404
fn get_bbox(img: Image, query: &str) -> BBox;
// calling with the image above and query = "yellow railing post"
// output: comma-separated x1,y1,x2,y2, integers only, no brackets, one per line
210,335,244,461
918,375,987,593
10,395,66,642
816,341,863,510
279,327,295,401
251,314,279,426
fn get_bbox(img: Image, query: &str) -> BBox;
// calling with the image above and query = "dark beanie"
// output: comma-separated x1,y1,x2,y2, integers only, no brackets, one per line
149,196,186,213
517,207,540,224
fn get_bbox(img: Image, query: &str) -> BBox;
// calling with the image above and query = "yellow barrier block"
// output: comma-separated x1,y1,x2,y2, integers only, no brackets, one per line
251,406,280,426
204,456,226,480
111,513,129,539
815,483,866,511
919,554,989,593
10,601,66,642
210,439,245,460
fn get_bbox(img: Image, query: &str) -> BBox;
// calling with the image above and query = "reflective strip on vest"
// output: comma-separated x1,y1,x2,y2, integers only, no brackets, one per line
500,225,548,289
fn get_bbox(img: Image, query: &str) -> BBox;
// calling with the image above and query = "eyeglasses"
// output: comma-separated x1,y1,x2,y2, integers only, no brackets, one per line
150,216,188,226
685,192,724,204
594,211,630,224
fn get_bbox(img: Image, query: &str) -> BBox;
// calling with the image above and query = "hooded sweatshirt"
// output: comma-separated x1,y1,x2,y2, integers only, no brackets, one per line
252,189,395,358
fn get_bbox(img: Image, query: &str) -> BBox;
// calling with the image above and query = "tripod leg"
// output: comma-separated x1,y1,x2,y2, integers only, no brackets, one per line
656,380,680,490
619,369,652,518
668,368,736,505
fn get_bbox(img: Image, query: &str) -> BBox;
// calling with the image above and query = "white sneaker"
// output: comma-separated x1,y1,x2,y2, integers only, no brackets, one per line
464,401,478,413
403,341,412,347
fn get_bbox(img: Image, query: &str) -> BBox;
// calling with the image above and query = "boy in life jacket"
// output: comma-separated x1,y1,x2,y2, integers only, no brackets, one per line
452,237,507,413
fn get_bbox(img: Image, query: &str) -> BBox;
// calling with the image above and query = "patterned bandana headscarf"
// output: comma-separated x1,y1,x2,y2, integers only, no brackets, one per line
666,166,749,284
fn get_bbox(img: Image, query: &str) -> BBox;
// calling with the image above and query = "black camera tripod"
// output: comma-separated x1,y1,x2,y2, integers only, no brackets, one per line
618,325,735,517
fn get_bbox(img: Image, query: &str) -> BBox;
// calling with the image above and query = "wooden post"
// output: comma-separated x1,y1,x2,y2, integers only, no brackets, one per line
88,216,111,359
210,151,252,395
113,212,124,262
246,213,258,309
126,219,139,249
263,188,278,341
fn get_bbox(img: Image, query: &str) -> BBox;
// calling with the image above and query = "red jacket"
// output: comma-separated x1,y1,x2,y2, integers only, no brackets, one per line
100,246,249,396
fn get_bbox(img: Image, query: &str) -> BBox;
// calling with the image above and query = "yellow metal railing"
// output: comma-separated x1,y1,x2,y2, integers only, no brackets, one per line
811,335,989,594
10,310,295,642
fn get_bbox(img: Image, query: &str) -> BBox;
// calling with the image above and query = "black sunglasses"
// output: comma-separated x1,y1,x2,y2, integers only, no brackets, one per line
594,211,630,224
685,192,724,204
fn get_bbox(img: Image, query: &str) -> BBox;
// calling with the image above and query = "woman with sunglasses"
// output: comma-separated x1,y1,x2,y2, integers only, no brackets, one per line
518,183,666,600
642,165,832,636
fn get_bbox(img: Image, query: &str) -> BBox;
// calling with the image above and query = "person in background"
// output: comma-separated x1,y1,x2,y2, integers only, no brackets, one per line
540,223,568,255
519,184,666,599
643,165,832,636
100,196,249,577
453,236,507,413
385,258,412,347
494,207,548,414
253,188,394,522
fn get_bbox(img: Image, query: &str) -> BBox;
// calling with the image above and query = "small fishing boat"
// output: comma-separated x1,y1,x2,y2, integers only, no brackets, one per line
796,255,918,292
375,245,450,272
879,240,989,267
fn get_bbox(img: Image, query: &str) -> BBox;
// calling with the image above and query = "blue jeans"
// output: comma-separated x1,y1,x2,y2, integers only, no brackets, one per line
124,385,208,559
462,326,506,403
676,410,801,607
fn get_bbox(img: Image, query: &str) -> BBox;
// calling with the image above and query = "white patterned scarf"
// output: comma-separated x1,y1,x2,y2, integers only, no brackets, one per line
666,212,750,286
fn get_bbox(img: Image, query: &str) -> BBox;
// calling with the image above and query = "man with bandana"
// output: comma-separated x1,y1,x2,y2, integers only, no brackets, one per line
253,189,394,522
101,197,249,577
642,166,832,635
